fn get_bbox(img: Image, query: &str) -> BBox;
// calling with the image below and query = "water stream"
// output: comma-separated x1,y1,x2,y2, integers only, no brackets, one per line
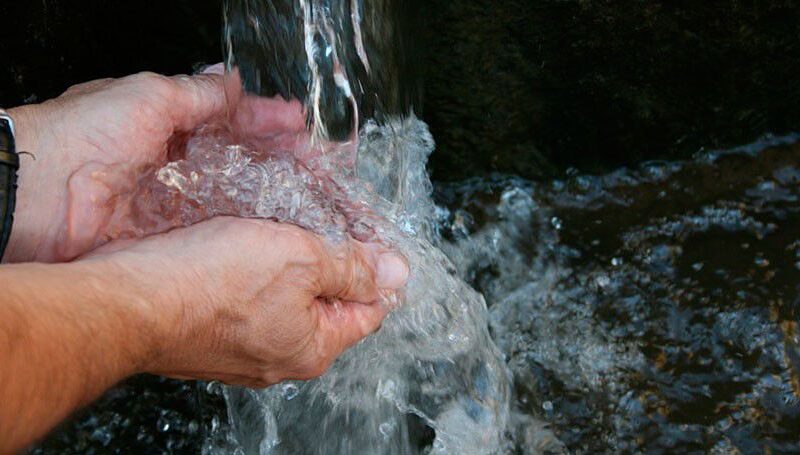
107,1,510,453
34,0,800,453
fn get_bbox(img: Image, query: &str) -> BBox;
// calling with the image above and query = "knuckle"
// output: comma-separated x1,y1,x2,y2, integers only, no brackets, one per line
63,78,114,96
129,71,174,93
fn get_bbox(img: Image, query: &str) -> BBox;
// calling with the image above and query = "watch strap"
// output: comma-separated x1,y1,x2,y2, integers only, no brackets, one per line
0,110,19,260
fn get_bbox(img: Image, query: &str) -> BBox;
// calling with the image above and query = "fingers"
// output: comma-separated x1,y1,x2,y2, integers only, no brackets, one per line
167,73,229,132
314,239,409,304
234,96,307,138
222,66,307,139
320,299,392,353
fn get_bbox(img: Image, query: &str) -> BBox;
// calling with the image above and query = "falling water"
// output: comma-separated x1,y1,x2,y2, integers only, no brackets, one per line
219,3,513,451
101,0,514,453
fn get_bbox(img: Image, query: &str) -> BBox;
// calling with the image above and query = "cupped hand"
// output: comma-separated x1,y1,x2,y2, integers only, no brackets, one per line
5,69,306,263
84,216,408,387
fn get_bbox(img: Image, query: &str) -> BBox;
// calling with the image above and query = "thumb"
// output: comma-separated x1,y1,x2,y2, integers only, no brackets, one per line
315,239,409,304
167,73,229,132
318,299,393,355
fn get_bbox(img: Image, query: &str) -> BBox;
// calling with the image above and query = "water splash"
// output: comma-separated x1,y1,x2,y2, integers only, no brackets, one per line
219,3,512,451
112,113,512,453
435,137,800,452
100,2,515,451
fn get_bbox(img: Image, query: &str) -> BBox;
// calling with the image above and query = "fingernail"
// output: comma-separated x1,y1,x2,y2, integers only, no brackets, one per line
376,253,410,289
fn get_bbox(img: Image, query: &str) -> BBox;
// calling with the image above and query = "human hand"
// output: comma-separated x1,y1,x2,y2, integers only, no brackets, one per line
84,216,408,387
5,69,306,263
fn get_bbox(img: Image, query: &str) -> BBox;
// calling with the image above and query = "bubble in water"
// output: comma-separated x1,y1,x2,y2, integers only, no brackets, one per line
205,381,222,395
378,421,395,439
107,117,510,454
158,417,171,433
90,427,113,447
280,384,299,401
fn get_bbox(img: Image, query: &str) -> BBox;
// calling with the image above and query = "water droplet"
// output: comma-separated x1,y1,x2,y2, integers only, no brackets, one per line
379,421,395,438
758,180,776,191
551,217,563,231
90,427,113,446
157,416,171,432
377,379,397,400
611,257,623,267
206,380,221,394
542,401,554,412
596,275,611,288
692,262,704,271
282,383,300,401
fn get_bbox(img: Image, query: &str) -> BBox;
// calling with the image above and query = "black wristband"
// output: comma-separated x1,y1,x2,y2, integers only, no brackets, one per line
0,111,19,261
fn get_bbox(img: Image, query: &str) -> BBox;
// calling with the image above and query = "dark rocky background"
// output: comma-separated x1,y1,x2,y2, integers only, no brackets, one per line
2,1,800,180
0,1,222,106
422,0,800,178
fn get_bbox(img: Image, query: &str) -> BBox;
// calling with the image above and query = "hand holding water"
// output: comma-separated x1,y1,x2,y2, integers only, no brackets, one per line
83,216,407,387
5,69,308,263
0,70,408,452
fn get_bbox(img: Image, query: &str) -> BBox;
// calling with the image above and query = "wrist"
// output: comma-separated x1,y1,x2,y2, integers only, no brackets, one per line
76,249,184,375
0,258,167,448
69,256,167,376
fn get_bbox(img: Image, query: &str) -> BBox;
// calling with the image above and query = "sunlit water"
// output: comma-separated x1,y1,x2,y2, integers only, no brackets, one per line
35,0,800,453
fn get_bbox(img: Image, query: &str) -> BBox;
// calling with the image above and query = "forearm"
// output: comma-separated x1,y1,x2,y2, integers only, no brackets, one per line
0,261,157,452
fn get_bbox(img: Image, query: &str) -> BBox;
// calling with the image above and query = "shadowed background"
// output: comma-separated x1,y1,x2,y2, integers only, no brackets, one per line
2,1,800,180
